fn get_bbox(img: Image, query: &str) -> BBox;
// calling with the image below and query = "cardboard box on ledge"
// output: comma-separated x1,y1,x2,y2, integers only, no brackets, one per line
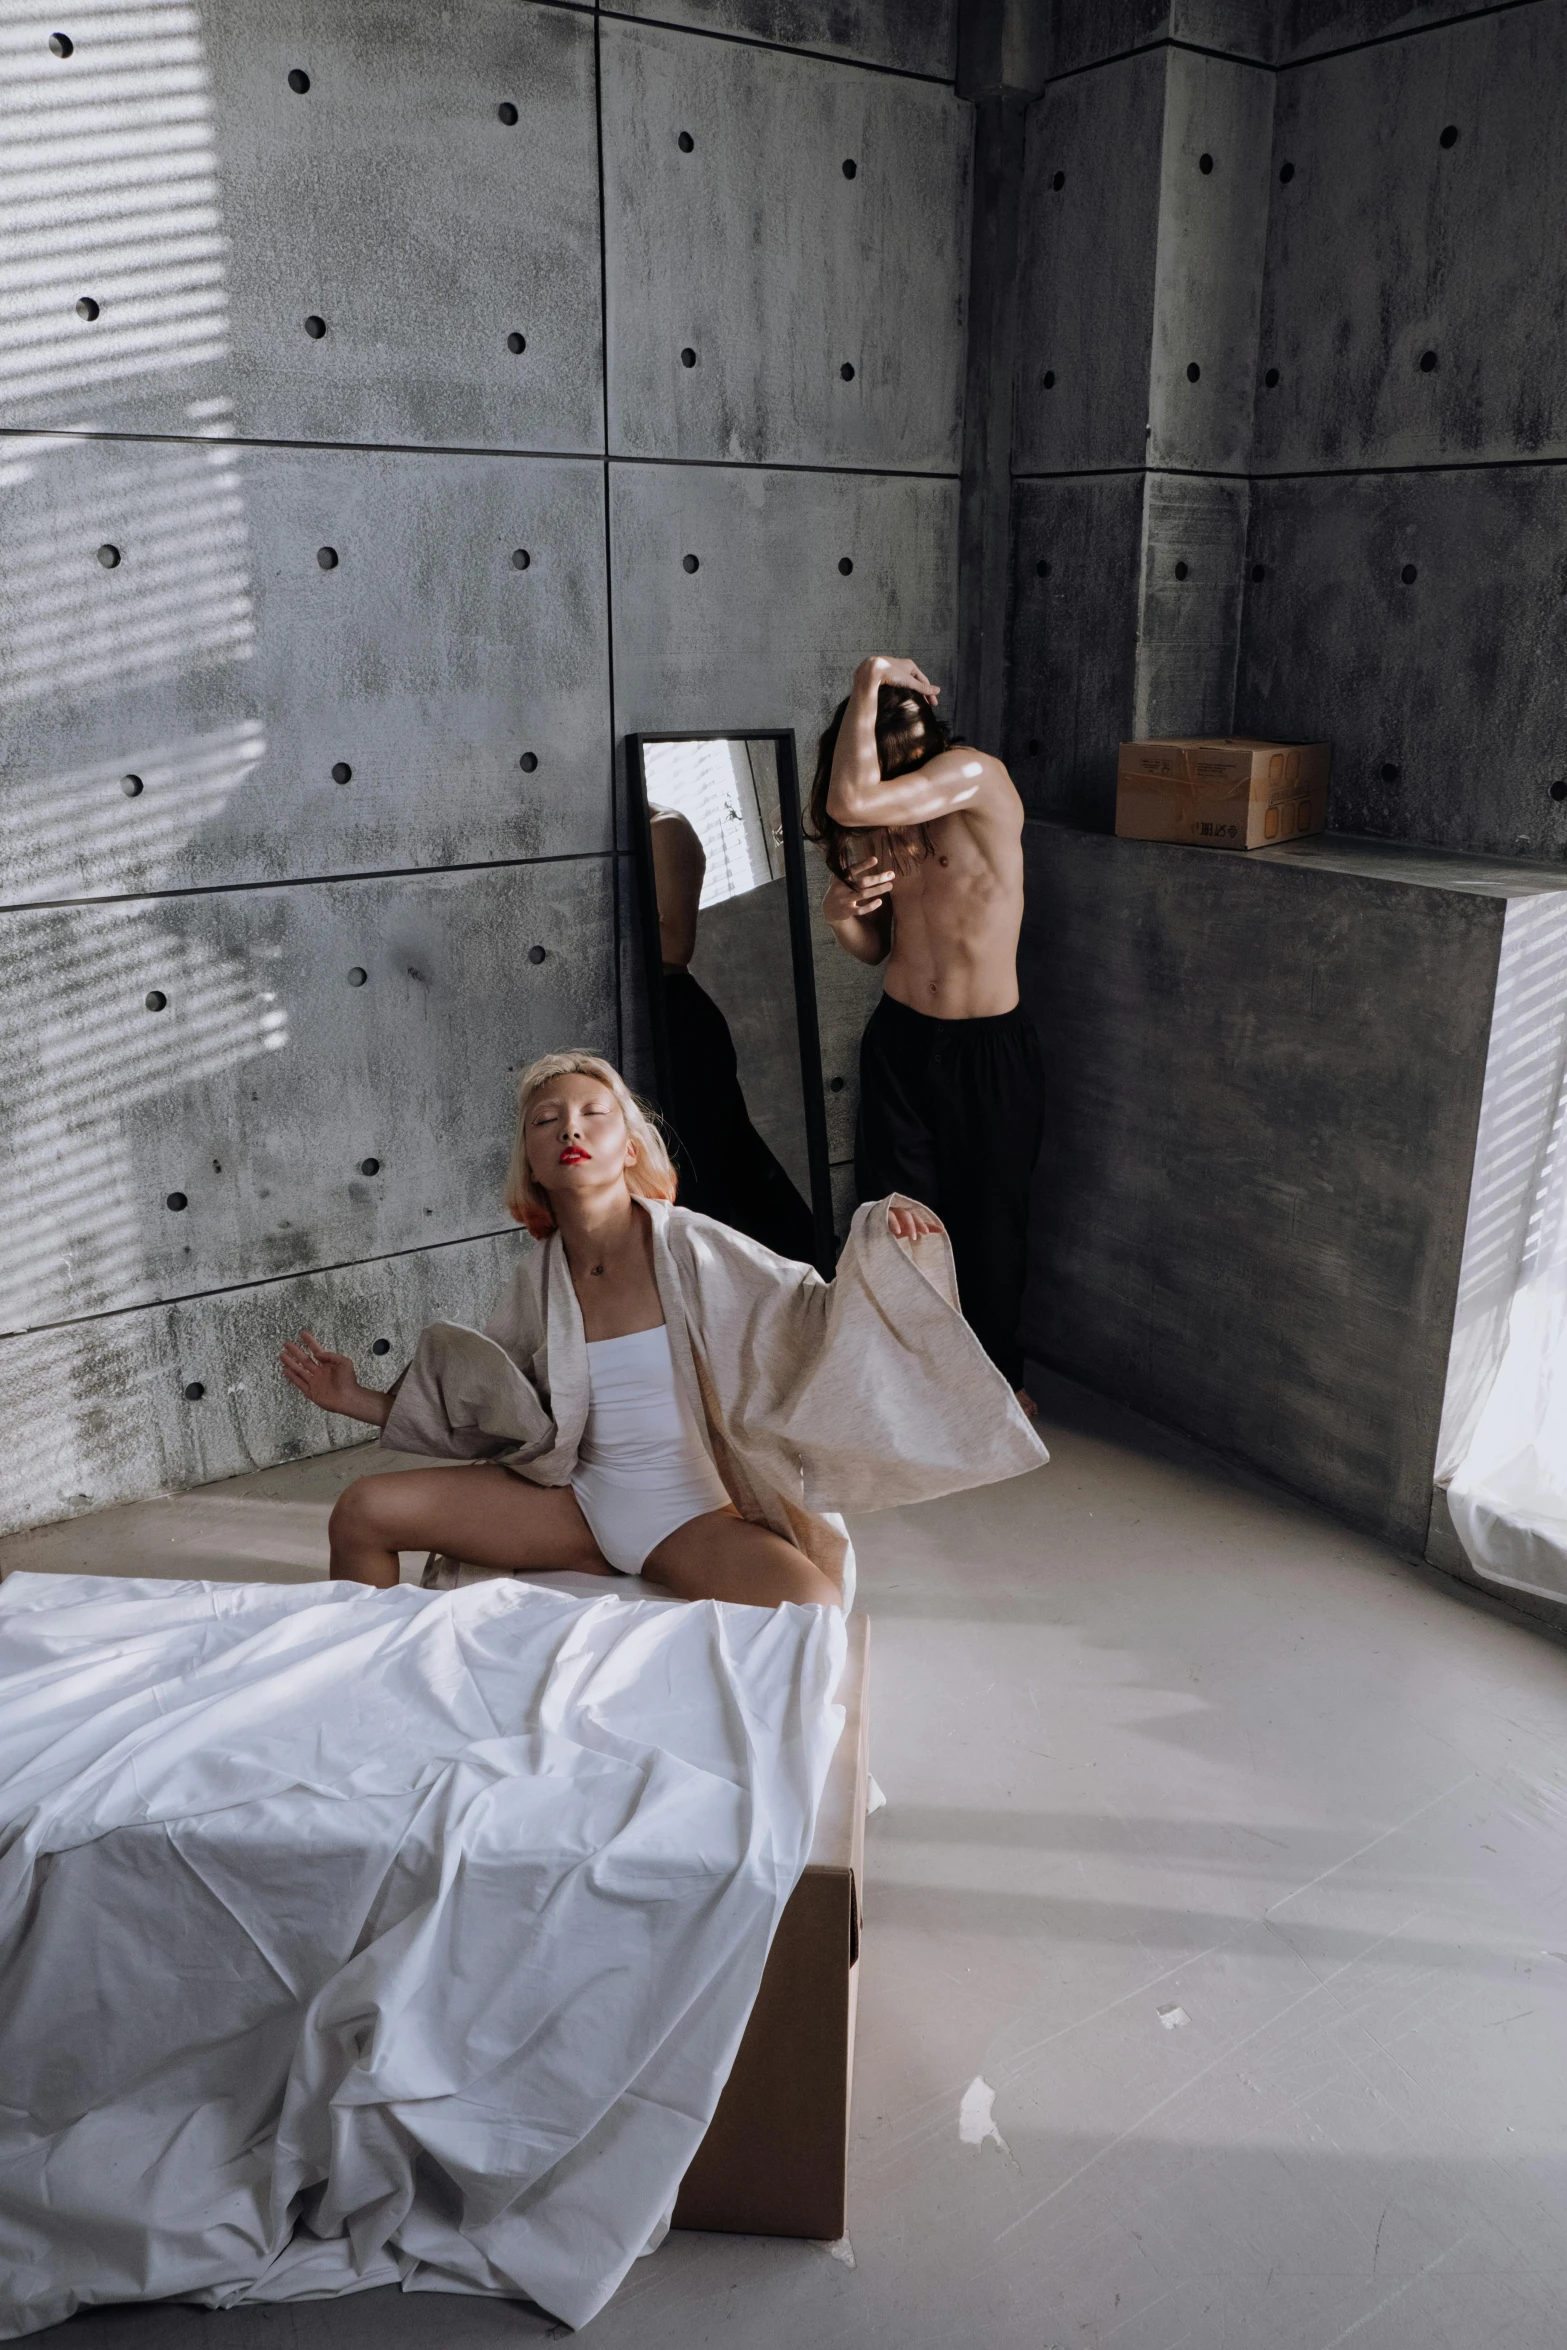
1116,737,1331,849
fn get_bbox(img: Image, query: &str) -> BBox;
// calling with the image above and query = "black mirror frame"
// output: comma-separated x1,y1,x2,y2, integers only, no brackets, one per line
626,730,837,1277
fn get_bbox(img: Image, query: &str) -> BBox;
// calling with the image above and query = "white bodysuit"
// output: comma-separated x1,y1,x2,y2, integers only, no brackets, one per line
570,1322,732,1573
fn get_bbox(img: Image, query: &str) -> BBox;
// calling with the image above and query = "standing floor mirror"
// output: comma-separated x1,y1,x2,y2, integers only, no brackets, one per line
627,731,836,1276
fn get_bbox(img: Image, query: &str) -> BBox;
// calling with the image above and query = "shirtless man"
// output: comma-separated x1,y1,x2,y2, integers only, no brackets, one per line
808,654,1043,1404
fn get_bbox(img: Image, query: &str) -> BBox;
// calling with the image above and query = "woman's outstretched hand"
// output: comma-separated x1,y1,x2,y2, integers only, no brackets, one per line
280,1331,391,1427
887,1202,943,1245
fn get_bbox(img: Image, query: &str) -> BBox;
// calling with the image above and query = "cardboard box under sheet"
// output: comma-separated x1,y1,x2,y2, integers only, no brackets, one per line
1116,737,1331,849
674,1613,870,2242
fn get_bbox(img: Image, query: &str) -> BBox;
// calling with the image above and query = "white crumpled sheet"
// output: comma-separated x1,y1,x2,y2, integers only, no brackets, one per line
0,1572,846,2338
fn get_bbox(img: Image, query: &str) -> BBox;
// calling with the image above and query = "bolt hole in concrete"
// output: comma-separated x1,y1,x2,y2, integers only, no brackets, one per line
1382,760,1401,781
1042,369,1055,388
1186,360,1201,381
1036,558,1051,576
287,66,309,92
1441,121,1460,146
75,295,99,319
506,332,526,354
518,752,538,773
677,130,694,151
1251,562,1266,581
1279,159,1295,183
304,314,326,338
829,1076,845,1092
1198,151,1213,173
372,1339,392,1356
120,773,143,797
316,546,338,570
680,347,697,368
528,946,547,965
842,157,856,177
840,361,855,380
166,1192,187,1212
682,552,699,572
144,991,167,1013
1050,168,1064,190
1173,560,1188,580
1420,348,1439,372
838,556,853,575
1264,365,1280,387
1027,737,1041,753
48,29,72,52
1550,779,1567,802
97,542,120,567
1402,563,1419,584
497,101,517,125
511,548,530,569
183,1382,204,1401
347,968,367,986
331,762,351,784
359,1158,380,1177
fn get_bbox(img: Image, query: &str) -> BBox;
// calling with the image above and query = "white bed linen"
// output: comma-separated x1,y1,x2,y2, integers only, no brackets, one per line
0,1571,845,2338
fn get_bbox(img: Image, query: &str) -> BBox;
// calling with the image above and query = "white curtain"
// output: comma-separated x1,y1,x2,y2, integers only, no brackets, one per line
1435,892,1567,1603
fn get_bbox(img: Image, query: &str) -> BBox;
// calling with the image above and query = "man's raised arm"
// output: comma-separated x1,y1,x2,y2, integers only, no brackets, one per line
826,654,991,830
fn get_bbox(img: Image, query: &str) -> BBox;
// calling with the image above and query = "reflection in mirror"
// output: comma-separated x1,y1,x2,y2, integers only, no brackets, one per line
633,735,829,1268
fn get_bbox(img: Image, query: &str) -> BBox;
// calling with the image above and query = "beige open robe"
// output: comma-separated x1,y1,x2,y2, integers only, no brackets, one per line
379,1195,1050,1606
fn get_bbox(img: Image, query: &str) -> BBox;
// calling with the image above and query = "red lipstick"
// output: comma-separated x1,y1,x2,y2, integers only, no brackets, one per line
558,1144,589,1165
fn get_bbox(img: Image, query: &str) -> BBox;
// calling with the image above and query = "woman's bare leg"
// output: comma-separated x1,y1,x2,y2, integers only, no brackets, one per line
328,1465,609,1589
643,1508,841,1610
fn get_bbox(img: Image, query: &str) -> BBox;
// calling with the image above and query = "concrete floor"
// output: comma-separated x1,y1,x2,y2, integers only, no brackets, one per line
4,1381,1566,2350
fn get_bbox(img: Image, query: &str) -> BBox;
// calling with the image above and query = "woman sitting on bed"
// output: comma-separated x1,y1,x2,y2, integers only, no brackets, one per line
281,1050,1046,1608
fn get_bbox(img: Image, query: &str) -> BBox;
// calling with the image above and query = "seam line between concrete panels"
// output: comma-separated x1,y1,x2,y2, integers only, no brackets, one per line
1275,0,1542,72
1042,37,1273,85
0,428,961,482
0,850,616,918
596,7,957,87
0,1230,522,1347
1042,3,1534,86
1012,456,1567,485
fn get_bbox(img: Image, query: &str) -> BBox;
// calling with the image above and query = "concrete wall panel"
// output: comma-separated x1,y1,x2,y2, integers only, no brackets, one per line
1013,51,1166,475
1006,473,1145,826
0,1230,521,1536
1255,6,1567,469
608,0,956,78
603,21,969,470
0,440,612,903
1147,50,1274,473
1238,468,1567,860
610,464,959,751
1020,823,1502,1549
1134,469,1250,739
0,860,615,1333
2,0,602,450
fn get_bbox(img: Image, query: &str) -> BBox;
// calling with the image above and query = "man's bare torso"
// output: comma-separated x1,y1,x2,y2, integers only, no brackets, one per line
878,754,1025,1021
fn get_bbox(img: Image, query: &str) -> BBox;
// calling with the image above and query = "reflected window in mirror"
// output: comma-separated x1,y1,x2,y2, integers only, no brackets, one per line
629,733,834,1274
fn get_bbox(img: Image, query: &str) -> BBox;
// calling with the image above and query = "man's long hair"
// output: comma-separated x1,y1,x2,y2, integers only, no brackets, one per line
805,682,955,885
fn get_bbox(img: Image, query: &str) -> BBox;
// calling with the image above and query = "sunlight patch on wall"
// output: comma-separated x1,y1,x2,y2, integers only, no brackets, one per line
0,0,228,423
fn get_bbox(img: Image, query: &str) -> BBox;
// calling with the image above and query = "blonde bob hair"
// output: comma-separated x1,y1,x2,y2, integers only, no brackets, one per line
504,1049,677,1239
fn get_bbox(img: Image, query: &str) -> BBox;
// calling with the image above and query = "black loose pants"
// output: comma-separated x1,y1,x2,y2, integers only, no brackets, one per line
855,992,1045,1387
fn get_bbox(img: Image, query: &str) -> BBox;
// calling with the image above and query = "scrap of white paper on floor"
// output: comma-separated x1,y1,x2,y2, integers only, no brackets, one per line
0,1572,845,2339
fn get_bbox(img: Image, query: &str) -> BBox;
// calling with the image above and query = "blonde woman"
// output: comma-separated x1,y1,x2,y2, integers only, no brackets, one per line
281,1051,1047,1608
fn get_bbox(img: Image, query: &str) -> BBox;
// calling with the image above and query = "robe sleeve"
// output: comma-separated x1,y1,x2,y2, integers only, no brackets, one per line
681,1197,1049,1513
379,1255,557,1465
